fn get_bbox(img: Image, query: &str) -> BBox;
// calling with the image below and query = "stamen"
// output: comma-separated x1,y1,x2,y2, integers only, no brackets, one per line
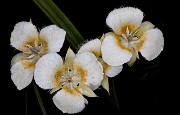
126,26,130,35
26,44,32,48
61,76,66,79
122,34,128,41
132,37,139,41
27,54,35,59
61,82,66,87
23,51,32,54
133,28,139,36
30,47,39,54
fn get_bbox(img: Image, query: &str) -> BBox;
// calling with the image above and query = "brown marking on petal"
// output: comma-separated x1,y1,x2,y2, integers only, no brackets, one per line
63,86,81,95
92,50,101,57
21,60,35,68
136,33,145,51
53,65,66,87
22,37,35,52
22,36,48,55
39,36,48,55
63,85,82,95
114,34,132,52
118,23,138,35
73,64,87,83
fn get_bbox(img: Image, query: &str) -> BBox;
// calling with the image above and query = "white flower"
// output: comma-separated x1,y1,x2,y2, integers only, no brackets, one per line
10,21,66,90
34,48,103,114
78,38,123,93
101,7,164,66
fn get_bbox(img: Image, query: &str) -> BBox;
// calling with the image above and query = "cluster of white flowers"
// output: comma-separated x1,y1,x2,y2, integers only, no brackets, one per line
10,7,164,114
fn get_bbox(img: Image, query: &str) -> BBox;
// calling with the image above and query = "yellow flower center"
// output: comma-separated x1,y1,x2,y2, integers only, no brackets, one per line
23,36,48,63
52,65,87,95
119,26,140,51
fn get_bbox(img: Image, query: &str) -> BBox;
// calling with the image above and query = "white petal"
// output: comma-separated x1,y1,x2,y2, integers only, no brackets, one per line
136,21,155,37
11,53,28,66
139,28,164,61
105,65,123,77
10,21,38,51
65,48,76,67
106,7,143,34
74,52,103,90
11,60,34,90
34,53,63,89
53,89,85,114
90,82,101,91
101,34,132,66
78,39,101,57
40,25,66,52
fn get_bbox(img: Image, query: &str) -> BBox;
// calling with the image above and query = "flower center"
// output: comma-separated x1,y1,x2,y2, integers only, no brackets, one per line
119,26,140,51
60,67,80,91
51,65,87,94
24,36,48,62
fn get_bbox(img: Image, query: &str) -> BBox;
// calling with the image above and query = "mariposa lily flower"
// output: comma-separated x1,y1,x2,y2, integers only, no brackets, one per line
34,48,103,114
10,21,66,90
78,38,122,93
101,7,164,66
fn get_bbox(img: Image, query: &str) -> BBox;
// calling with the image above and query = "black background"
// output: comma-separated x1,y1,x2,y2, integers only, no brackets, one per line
1,0,175,115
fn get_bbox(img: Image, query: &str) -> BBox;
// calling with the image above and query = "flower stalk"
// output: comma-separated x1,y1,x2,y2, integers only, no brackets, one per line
33,82,47,115
110,79,120,114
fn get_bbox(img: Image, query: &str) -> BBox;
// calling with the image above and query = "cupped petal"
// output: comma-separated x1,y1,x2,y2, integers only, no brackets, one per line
11,60,34,90
106,7,143,35
53,89,85,114
11,53,29,66
65,48,76,67
101,34,132,66
40,25,66,52
139,28,164,61
136,21,155,37
105,65,123,77
78,39,101,57
10,21,38,51
34,53,63,89
74,52,103,90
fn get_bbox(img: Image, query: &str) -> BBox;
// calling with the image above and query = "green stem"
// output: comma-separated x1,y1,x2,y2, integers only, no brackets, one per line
33,82,47,115
32,0,84,49
110,79,120,114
